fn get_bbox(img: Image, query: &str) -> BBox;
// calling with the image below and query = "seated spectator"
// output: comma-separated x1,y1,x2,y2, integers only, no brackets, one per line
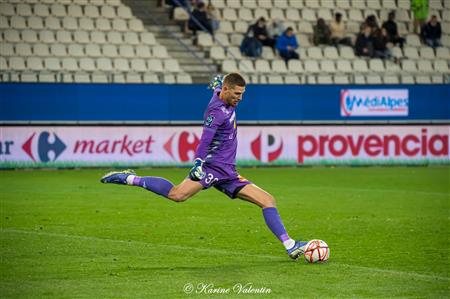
364,14,379,32
382,11,405,48
355,24,374,57
276,27,299,62
373,28,392,59
268,20,285,41
240,30,263,57
206,3,220,32
421,15,442,48
313,18,331,46
247,17,276,49
329,12,352,47
188,2,213,35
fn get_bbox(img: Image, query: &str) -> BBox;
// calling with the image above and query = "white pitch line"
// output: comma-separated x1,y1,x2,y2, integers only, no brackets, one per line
1,228,449,282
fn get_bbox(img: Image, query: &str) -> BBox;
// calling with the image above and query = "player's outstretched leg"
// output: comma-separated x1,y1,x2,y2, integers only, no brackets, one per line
237,184,307,260
100,170,203,202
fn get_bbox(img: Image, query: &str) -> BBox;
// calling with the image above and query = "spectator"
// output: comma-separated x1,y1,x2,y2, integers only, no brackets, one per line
313,18,331,46
188,2,213,35
355,24,374,57
411,0,428,34
421,15,442,48
382,11,405,48
276,27,299,62
268,20,285,41
373,28,391,59
364,14,379,32
329,12,352,47
240,29,263,57
247,17,276,49
206,3,220,32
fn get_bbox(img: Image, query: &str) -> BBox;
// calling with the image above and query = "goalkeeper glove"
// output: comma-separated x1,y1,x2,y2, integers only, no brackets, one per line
208,74,224,90
189,158,205,181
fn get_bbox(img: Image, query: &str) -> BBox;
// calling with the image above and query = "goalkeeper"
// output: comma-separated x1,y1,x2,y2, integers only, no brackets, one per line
100,73,307,260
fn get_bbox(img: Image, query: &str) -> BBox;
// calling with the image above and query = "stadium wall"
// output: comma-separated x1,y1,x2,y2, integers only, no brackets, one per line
1,84,449,168
1,83,449,122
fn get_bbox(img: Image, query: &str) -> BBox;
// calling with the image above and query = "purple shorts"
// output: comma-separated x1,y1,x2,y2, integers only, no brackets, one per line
196,163,252,199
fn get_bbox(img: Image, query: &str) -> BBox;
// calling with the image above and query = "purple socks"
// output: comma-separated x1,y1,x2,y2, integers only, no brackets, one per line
262,207,290,242
132,176,174,198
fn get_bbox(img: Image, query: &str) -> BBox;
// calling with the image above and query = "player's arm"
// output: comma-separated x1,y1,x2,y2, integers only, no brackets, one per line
189,108,225,181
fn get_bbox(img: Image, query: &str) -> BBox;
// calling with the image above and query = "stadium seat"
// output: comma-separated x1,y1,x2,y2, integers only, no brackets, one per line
106,32,122,44
79,18,95,31
210,46,226,60
164,59,181,72
336,60,352,73
215,33,230,47
239,59,255,73
69,44,86,58
238,8,253,22
130,58,147,72
140,32,156,45
177,73,193,84
222,8,238,21
62,17,78,30
323,47,339,59
10,16,27,29
288,59,303,73
163,73,176,84
270,8,285,20
298,21,313,34
113,58,130,71
242,0,257,8
74,72,91,83
272,60,288,73
320,60,336,73
125,73,142,83
21,72,38,82
85,5,100,18
227,47,242,59
96,18,112,31
261,46,275,59
227,0,242,8
0,16,9,29
67,5,83,17
385,61,401,73
34,4,50,17
93,72,109,83
97,58,113,71
339,46,355,59
417,60,433,73
369,59,385,72
307,47,323,59
147,59,164,72
353,74,366,84
431,75,444,83
401,60,418,72
33,43,50,56
304,60,320,73
297,34,310,46
197,33,213,47
333,74,350,84
353,59,369,73
366,75,382,84
317,9,332,21
50,43,66,56
415,75,432,84
118,45,135,58
21,30,38,43
112,19,127,32
44,57,61,71
101,6,116,19
129,19,144,32
51,4,66,17
267,74,284,84
317,75,333,84
26,57,44,70
4,29,21,43
38,72,57,82
124,32,140,45
320,0,335,9
16,44,32,57
219,21,233,33
406,34,421,47
301,8,317,22
284,74,300,84
90,31,107,43
173,7,189,21
102,44,118,57
222,59,238,73
74,31,90,44
401,75,415,84
436,47,450,59
433,60,450,73
257,0,272,9
286,9,301,21
0,3,15,16
255,60,271,73
234,21,248,33
0,44,14,56
62,57,78,71
403,47,419,59
143,73,159,83
135,45,152,58
254,8,269,20
56,30,72,43
152,45,169,58
383,75,400,84
348,9,364,22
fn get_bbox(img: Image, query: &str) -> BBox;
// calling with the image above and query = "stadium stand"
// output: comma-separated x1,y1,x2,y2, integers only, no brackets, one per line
0,0,449,84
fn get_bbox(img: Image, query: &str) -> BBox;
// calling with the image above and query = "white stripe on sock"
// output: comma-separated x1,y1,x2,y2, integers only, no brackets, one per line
126,175,135,185
283,239,296,250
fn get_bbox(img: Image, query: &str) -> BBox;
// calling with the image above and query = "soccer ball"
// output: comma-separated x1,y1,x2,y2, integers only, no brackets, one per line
304,239,330,263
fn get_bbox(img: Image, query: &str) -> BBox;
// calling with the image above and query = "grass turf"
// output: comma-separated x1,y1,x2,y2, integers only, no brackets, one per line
0,167,449,298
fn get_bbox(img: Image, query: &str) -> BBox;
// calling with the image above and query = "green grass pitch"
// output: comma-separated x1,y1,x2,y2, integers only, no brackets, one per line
1,167,449,298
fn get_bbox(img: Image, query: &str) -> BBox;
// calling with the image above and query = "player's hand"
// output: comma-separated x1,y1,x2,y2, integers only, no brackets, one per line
208,74,224,90
189,158,205,181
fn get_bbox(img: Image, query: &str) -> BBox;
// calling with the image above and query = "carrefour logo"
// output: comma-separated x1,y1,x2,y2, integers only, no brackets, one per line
22,131,66,162
341,89,409,117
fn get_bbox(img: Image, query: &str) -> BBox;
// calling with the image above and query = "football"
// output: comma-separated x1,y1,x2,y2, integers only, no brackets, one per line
304,239,330,263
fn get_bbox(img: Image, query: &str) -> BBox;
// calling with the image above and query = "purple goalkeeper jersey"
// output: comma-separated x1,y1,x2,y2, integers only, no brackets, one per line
195,87,237,166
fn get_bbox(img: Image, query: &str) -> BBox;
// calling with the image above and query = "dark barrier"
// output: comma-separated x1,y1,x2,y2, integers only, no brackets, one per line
1,83,449,123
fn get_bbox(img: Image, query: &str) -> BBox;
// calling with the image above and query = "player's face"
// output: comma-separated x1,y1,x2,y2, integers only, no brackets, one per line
223,85,245,107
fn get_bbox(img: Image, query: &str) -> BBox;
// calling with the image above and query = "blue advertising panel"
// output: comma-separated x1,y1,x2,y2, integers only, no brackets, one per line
1,83,449,122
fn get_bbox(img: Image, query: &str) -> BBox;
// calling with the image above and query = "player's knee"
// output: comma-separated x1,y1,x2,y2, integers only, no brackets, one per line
262,194,276,208
168,189,190,202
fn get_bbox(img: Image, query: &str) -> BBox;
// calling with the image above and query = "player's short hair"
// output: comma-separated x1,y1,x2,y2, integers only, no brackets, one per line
223,73,246,88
